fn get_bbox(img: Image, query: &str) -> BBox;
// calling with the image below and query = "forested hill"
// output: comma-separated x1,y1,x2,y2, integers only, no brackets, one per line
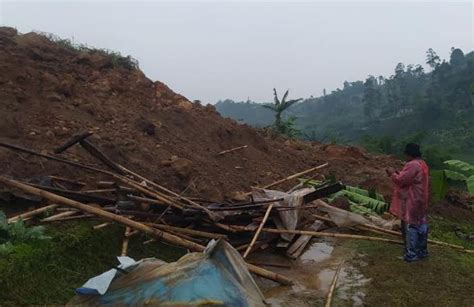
216,48,474,164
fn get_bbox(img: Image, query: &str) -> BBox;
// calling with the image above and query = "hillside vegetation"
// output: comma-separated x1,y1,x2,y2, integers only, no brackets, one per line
216,48,474,165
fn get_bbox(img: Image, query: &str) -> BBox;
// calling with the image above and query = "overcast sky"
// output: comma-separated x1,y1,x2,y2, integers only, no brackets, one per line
1,1,472,103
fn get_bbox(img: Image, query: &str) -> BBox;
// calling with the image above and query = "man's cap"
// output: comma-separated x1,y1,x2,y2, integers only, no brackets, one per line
404,143,422,158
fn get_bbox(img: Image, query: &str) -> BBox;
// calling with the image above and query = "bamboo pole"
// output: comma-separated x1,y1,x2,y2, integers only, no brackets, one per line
246,263,293,286
41,210,78,222
229,224,404,245
117,164,222,221
236,240,265,252
246,163,329,196
243,203,274,258
260,163,328,190
8,204,58,223
217,145,248,156
143,238,155,245
0,176,294,283
146,223,228,240
0,142,225,223
325,261,344,307
121,227,131,256
313,212,473,252
43,214,94,222
128,195,173,208
93,222,111,230
247,261,291,269
49,176,86,187
126,229,139,238
0,176,204,252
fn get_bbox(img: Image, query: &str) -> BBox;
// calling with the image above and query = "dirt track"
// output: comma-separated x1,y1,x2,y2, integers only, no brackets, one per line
0,27,402,201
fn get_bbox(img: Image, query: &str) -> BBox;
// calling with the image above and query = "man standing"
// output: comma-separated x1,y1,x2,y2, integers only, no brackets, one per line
386,143,430,262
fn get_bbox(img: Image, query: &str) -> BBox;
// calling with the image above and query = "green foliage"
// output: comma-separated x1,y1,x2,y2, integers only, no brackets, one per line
304,182,389,214
216,48,474,159
262,88,302,136
277,116,301,138
362,75,382,120
0,211,50,253
444,160,474,174
431,160,474,199
37,32,139,70
0,222,184,304
431,170,448,201
443,159,474,194
360,133,452,169
426,48,441,69
332,190,388,214
443,169,467,181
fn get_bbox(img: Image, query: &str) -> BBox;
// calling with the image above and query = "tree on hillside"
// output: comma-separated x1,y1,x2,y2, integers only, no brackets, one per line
263,88,302,134
426,48,441,70
362,76,381,120
450,48,467,69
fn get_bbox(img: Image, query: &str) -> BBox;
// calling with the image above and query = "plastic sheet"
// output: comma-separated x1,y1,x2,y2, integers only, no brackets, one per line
68,240,265,306
252,187,314,241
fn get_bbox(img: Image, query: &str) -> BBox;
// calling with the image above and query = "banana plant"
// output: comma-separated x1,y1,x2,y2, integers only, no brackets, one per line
443,160,474,194
262,88,302,133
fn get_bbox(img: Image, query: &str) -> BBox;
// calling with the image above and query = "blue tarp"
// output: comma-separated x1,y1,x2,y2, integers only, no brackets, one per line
69,240,266,306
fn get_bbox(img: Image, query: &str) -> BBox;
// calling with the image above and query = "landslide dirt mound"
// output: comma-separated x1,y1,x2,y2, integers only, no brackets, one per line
0,27,401,201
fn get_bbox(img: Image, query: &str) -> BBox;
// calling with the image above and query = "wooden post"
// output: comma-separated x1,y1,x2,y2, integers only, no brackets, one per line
243,203,274,258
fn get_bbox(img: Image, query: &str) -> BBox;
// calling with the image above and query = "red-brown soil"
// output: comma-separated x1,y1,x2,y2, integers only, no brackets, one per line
0,27,413,202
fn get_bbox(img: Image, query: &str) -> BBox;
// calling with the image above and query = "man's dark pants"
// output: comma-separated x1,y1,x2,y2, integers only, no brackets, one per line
401,221,429,262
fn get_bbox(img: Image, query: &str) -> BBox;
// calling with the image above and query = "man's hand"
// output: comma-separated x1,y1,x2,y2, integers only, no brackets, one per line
386,167,395,177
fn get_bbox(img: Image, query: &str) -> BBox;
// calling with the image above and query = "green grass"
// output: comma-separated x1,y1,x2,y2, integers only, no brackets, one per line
0,222,184,304
349,215,474,306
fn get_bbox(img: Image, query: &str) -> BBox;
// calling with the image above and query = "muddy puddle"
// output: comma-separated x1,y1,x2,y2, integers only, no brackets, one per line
249,238,369,306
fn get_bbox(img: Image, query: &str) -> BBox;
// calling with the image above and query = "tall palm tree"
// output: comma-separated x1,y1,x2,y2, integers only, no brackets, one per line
263,88,302,131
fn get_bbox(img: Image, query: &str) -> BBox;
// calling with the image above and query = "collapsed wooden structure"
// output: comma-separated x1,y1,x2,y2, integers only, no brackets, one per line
1,134,473,288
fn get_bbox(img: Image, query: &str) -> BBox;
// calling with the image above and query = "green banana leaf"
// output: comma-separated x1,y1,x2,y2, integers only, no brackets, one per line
344,185,385,202
328,190,387,214
430,170,448,202
444,170,467,181
444,160,474,175
467,176,474,194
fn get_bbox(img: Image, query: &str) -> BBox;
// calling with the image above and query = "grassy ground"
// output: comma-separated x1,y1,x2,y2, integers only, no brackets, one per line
348,214,474,306
0,221,185,304
1,213,473,305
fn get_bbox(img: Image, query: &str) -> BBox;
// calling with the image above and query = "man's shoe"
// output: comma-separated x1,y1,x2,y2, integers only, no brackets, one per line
404,255,420,262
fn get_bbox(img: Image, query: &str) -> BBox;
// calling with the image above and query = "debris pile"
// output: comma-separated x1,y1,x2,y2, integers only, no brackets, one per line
1,136,472,290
